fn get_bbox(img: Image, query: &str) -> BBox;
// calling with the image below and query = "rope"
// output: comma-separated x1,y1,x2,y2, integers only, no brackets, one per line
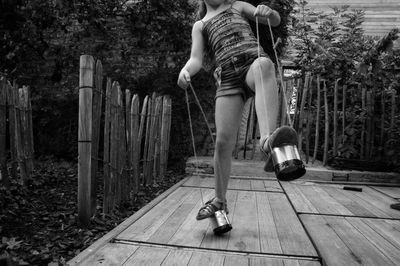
255,17,293,128
184,85,204,205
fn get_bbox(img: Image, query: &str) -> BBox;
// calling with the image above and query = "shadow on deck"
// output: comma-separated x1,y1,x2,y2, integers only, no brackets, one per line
69,158,400,266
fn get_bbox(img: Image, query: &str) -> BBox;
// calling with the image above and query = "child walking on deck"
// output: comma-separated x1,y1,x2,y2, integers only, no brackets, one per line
177,0,304,225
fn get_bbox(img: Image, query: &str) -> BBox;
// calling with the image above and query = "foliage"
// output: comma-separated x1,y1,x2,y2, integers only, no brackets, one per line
0,159,186,265
0,0,197,163
290,1,400,168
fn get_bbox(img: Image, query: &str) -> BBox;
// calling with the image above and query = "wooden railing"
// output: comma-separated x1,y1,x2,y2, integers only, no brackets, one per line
0,77,34,186
78,55,172,226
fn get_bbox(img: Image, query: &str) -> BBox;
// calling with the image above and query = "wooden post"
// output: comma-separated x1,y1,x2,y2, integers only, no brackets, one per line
0,78,8,186
323,80,329,166
103,78,112,213
333,79,340,157
342,85,346,145
110,81,120,208
312,75,321,164
78,55,94,227
293,78,302,130
366,91,372,159
390,90,396,133
91,60,103,214
118,87,127,202
143,95,153,185
14,84,27,183
25,86,34,175
130,94,140,194
160,96,170,178
360,87,367,160
125,89,132,192
305,76,313,164
147,95,161,183
117,85,124,204
6,82,17,178
380,91,385,154
138,96,149,186
298,73,310,153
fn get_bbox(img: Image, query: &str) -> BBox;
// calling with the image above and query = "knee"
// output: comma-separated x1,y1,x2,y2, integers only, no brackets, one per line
215,133,235,153
254,57,275,75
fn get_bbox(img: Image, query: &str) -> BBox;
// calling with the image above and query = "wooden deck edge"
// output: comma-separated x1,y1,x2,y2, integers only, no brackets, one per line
186,157,400,184
67,177,189,266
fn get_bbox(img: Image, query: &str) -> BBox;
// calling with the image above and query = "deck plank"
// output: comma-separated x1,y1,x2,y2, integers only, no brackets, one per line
346,217,400,265
187,252,225,266
227,191,260,252
354,187,400,218
256,192,282,254
362,219,400,249
223,255,249,266
122,246,170,265
300,214,366,266
323,216,395,265
371,186,400,199
282,183,318,214
117,187,193,241
160,249,193,266
183,176,282,192
319,186,376,217
78,243,138,265
268,193,318,257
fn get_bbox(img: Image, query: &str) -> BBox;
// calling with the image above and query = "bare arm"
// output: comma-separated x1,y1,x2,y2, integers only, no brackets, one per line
177,21,205,88
235,1,281,27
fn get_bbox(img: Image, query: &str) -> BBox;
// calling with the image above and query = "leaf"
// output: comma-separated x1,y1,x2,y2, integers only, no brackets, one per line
6,238,23,250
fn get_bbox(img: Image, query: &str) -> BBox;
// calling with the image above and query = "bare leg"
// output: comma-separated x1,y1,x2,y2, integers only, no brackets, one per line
214,95,244,203
245,57,279,144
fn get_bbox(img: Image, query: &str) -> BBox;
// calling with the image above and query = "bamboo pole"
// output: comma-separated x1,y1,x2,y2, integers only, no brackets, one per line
305,76,313,164
293,78,301,130
25,86,34,175
138,96,149,186
14,84,27,183
6,82,17,179
342,85,346,145
250,106,258,160
130,94,140,194
154,97,163,180
390,90,396,133
243,98,255,159
0,77,8,186
160,95,169,178
380,91,385,154
162,96,172,176
366,91,372,159
125,89,132,192
18,87,28,178
147,95,161,183
323,80,329,166
110,81,120,209
333,79,340,157
78,55,94,227
312,75,321,164
143,95,153,185
117,85,125,203
298,73,310,153
360,87,367,160
91,60,103,214
103,78,112,213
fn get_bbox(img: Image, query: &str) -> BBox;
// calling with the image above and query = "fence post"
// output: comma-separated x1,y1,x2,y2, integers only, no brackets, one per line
0,78,8,186
5,82,17,178
138,96,149,186
130,94,140,194
125,89,132,192
14,84,28,183
333,79,340,157
312,75,321,164
103,78,112,213
323,80,329,166
298,73,310,154
78,55,94,227
390,90,396,134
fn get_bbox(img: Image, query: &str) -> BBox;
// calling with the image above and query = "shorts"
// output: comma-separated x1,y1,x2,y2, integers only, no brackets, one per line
213,52,268,100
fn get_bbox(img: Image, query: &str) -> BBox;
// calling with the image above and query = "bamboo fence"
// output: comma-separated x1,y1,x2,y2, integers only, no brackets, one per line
0,77,34,186
234,73,399,167
78,55,172,225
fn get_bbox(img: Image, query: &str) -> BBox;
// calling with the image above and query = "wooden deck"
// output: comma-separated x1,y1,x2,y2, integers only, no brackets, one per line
69,160,400,266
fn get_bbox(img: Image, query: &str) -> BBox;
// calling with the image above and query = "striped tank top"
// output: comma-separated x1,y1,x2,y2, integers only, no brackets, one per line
202,6,266,66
